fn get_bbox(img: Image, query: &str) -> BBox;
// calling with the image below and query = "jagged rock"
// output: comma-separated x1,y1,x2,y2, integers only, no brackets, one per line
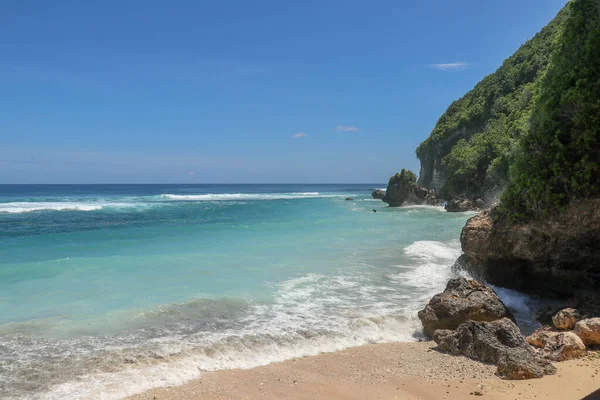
433,318,556,380
527,326,555,348
527,327,586,361
383,171,438,207
417,278,513,338
445,198,475,212
457,200,600,298
475,199,486,209
371,190,386,200
574,318,600,345
552,308,581,330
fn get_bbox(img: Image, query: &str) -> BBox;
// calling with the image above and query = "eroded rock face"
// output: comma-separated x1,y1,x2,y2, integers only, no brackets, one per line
552,308,581,330
574,318,600,345
526,327,586,361
457,200,600,297
417,278,514,338
433,318,556,380
371,190,386,200
383,176,438,207
444,197,485,213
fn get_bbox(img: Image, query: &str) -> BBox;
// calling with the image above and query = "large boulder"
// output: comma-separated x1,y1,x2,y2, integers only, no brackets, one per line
526,327,586,361
574,318,600,345
383,170,438,207
417,278,514,338
371,189,386,200
552,308,581,330
433,318,557,380
457,200,600,298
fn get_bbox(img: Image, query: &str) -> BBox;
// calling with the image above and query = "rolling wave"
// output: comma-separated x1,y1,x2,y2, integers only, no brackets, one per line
161,192,340,201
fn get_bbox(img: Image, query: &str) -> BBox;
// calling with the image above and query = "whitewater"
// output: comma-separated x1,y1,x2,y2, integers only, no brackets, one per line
0,184,535,400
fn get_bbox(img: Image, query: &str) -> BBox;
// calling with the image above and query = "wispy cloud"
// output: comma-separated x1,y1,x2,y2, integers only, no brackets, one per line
292,132,308,139
335,125,359,132
428,62,468,71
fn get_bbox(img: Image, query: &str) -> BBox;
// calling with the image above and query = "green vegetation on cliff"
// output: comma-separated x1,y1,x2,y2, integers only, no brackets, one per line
389,169,417,187
416,8,568,198
500,0,600,221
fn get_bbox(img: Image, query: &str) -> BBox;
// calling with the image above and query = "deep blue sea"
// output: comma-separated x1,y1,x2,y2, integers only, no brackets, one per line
0,184,477,399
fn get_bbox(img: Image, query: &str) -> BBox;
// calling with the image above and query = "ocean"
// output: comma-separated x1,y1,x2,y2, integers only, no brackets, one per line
0,184,478,399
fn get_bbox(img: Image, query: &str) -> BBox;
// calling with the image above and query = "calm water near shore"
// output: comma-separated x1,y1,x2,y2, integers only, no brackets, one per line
0,184,536,399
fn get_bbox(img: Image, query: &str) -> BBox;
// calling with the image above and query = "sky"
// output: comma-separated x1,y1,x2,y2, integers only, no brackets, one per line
0,0,568,184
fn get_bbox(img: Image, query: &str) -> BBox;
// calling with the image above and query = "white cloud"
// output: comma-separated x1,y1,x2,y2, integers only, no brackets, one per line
335,125,359,132
428,62,468,71
292,132,308,139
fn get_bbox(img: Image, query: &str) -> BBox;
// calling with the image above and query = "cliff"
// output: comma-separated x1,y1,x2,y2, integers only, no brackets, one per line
457,200,600,297
416,8,567,199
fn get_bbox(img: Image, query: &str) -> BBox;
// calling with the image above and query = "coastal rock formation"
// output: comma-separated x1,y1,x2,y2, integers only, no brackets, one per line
457,200,600,297
383,169,438,207
433,318,556,380
574,318,600,345
371,190,386,200
526,328,586,361
418,278,513,338
444,197,485,212
552,308,581,330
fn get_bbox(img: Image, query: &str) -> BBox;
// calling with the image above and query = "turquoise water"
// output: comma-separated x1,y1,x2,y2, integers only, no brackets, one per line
0,184,473,399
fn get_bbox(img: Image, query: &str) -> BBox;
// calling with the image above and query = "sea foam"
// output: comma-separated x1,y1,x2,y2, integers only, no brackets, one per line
161,192,339,201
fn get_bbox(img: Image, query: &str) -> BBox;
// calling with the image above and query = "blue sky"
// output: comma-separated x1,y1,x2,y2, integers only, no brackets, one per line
1,0,568,183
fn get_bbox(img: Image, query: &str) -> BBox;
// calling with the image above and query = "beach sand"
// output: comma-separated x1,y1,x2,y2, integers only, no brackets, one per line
128,341,600,400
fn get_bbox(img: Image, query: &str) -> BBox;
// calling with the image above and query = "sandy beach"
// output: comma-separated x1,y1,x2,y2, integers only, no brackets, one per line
129,341,600,400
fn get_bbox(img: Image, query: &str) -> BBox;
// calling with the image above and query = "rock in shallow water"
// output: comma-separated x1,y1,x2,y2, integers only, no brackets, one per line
371,189,386,200
433,318,557,380
417,278,514,338
457,200,600,298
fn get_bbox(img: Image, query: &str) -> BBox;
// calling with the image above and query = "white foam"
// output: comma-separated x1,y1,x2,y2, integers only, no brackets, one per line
0,202,113,214
161,192,341,201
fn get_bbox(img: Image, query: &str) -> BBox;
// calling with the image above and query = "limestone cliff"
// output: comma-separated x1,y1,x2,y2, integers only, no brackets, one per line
456,200,600,298
415,8,567,199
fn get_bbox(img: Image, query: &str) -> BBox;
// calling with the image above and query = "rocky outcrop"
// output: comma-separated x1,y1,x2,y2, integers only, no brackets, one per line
371,190,386,200
574,318,600,345
417,278,513,338
552,308,581,330
433,318,557,380
383,173,438,207
457,200,600,297
526,327,586,361
444,197,485,213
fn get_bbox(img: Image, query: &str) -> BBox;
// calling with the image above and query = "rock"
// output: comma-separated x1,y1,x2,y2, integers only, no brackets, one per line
433,318,556,380
371,189,386,200
345,197,354,201
574,318,600,345
527,327,586,361
417,278,514,338
552,308,581,330
383,170,439,207
457,200,600,298
526,326,555,348
475,198,486,209
445,198,475,212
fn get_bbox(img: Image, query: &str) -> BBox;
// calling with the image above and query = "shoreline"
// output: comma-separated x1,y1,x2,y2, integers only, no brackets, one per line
127,341,600,400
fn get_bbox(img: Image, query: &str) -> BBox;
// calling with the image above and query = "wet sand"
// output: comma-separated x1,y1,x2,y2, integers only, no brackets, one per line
128,341,600,400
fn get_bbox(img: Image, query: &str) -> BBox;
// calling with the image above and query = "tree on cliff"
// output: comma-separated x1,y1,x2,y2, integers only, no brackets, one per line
500,0,600,221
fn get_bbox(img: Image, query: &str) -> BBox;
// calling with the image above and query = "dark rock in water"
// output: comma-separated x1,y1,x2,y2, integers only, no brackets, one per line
417,278,514,338
434,318,557,379
371,189,386,200
444,196,486,212
383,170,439,207
457,200,600,298
345,197,354,201
373,209,377,213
